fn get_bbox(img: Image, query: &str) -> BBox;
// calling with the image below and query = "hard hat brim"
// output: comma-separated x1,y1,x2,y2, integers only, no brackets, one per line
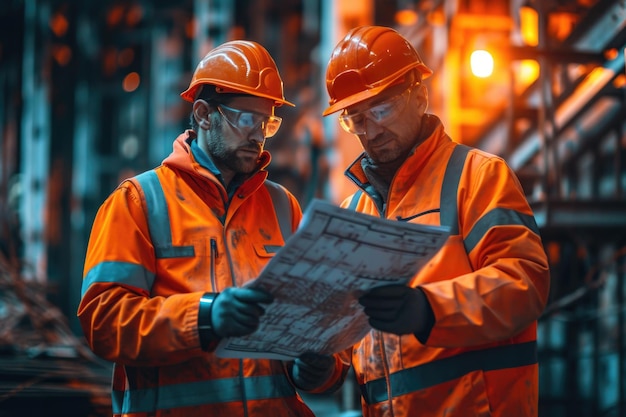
323,63,432,116
322,83,388,116
180,82,295,107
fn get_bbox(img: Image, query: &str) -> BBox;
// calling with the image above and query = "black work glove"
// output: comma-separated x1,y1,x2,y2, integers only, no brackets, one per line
289,352,335,391
210,287,273,338
359,284,434,337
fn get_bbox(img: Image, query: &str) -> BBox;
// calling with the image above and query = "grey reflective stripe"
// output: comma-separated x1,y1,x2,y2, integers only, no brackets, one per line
440,144,470,235
360,341,537,405
464,207,541,254
347,189,363,211
440,145,541,253
264,245,282,253
135,171,194,259
81,261,154,297
135,174,292,255
264,180,293,244
112,373,296,414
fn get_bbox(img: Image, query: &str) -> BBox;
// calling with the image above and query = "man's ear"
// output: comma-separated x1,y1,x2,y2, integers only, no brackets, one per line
193,99,211,130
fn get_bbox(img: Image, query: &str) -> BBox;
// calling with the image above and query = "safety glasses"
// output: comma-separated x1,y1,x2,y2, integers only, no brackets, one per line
338,84,417,135
217,104,282,138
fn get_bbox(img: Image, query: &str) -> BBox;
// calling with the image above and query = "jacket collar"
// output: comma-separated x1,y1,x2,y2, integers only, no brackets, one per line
162,130,271,197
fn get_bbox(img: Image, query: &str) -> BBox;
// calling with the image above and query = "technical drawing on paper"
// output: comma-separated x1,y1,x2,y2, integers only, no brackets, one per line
215,199,450,360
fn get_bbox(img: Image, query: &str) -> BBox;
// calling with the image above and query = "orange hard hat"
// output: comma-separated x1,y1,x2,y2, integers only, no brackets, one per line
323,26,433,116
180,40,295,107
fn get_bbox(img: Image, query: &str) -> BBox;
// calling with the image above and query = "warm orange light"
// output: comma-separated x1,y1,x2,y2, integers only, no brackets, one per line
549,12,578,41
605,48,618,61
123,72,140,92
427,8,446,26
185,18,195,39
126,4,143,27
519,59,540,85
513,59,540,95
118,48,135,67
547,242,561,264
470,50,494,78
519,6,538,47
49,12,69,37
395,9,418,26
102,48,118,76
107,5,125,26
52,44,72,66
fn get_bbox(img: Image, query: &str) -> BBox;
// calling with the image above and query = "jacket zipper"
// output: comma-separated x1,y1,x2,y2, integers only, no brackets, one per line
210,238,217,290
351,170,395,414
378,332,395,417
218,225,249,415
374,173,394,416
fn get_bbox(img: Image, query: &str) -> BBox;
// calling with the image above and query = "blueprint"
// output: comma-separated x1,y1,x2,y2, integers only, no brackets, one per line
215,199,450,360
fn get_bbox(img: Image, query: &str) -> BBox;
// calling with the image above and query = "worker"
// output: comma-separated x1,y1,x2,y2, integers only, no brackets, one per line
322,25,551,417
78,40,347,417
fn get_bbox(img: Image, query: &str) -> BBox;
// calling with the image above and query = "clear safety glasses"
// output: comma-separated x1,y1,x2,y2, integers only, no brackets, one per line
338,84,417,135
217,104,283,138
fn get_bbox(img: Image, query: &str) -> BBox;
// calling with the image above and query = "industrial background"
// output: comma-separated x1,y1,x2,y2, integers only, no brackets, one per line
0,0,625,416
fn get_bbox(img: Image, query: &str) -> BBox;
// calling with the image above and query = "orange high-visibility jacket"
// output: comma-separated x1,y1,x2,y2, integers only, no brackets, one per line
78,131,346,417
342,116,550,417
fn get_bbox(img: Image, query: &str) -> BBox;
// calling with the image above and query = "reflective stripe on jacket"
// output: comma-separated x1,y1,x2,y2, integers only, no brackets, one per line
343,115,550,417
77,131,324,417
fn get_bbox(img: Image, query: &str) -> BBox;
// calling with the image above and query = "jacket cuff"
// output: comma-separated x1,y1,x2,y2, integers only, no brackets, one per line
312,354,347,394
198,292,220,351
285,354,347,395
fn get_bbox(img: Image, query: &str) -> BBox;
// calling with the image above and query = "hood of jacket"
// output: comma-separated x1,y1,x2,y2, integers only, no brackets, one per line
162,129,272,187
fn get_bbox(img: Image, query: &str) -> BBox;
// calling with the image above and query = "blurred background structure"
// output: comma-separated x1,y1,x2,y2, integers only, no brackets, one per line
0,0,625,416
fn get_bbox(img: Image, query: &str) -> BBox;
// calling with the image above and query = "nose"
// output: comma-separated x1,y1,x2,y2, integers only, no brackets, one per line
248,126,266,144
362,116,384,138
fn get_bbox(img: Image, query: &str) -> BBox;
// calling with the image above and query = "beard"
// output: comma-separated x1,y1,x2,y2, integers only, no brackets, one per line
205,114,261,175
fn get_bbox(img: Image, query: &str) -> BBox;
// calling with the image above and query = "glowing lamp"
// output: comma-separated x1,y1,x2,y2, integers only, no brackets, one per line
470,50,494,78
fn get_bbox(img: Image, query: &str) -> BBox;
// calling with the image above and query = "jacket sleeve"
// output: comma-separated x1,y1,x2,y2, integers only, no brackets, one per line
77,181,205,366
421,153,551,347
286,188,304,232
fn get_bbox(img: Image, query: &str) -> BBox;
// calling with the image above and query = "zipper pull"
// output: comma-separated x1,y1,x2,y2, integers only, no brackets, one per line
210,238,218,290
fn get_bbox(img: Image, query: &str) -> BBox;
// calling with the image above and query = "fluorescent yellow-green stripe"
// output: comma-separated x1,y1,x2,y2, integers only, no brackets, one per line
81,261,154,297
112,374,296,414
440,144,470,235
135,170,194,259
464,207,540,254
361,341,537,405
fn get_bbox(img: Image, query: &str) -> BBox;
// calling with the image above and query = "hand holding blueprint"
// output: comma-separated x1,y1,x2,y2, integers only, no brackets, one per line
215,199,449,360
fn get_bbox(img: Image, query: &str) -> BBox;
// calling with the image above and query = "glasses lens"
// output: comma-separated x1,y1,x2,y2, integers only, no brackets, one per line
337,84,415,135
236,112,257,128
263,116,282,138
338,113,366,135
369,98,399,121
218,104,282,138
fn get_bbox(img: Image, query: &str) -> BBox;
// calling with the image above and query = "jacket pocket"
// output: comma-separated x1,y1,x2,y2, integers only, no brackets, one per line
254,241,282,256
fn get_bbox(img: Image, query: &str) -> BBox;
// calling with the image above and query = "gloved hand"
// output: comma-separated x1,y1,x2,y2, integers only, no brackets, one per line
358,284,433,336
210,287,273,338
289,352,335,391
